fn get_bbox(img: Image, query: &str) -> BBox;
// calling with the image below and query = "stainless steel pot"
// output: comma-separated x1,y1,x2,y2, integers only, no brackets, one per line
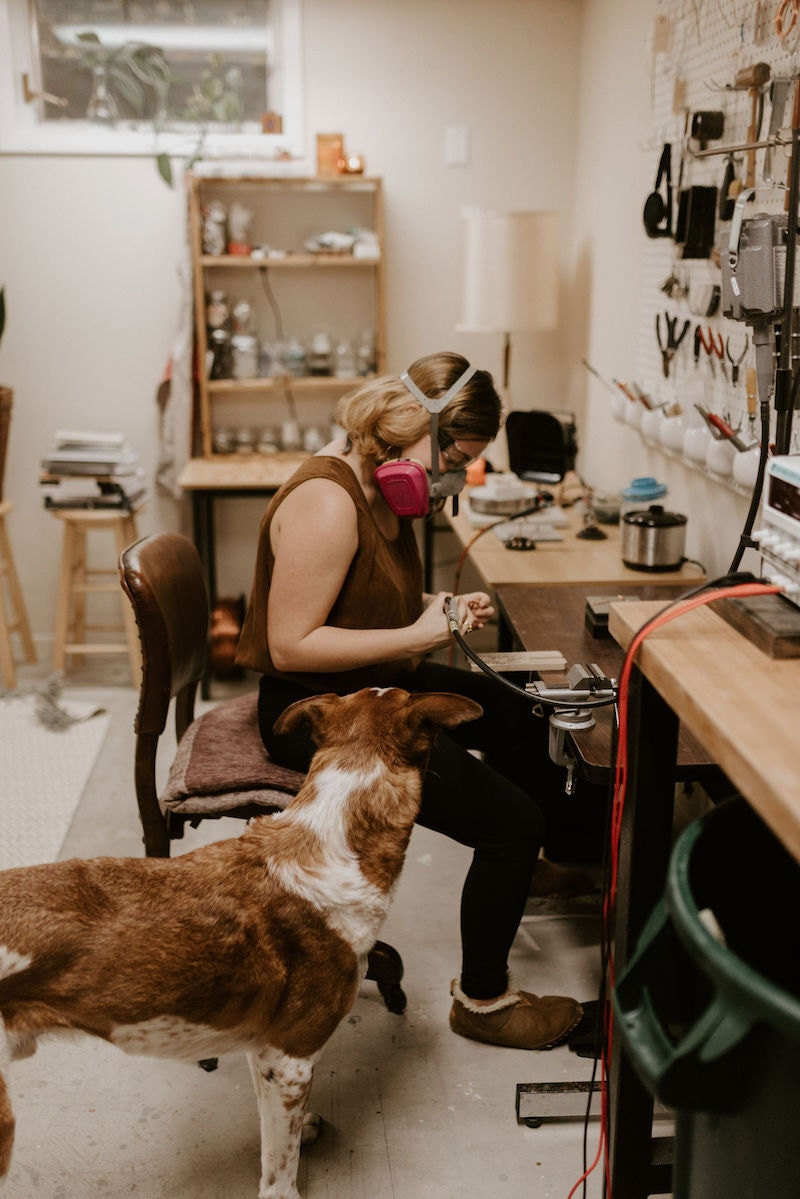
621,505,687,571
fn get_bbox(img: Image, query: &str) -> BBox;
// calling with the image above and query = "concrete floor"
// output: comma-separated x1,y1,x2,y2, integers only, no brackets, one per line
3,652,613,1199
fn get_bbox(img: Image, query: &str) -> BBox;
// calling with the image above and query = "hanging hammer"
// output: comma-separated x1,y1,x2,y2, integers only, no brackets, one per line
735,62,771,189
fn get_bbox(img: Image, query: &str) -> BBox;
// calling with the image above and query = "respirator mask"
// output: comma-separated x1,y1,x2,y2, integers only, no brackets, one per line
374,362,478,518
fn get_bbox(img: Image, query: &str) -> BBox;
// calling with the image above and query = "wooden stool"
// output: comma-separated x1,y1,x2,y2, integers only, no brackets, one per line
0,498,37,688
51,506,143,680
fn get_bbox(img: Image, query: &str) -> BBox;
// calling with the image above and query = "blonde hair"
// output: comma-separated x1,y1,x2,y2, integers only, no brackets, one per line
335,351,502,463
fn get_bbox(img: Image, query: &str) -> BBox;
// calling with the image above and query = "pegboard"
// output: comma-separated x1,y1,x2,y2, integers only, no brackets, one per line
635,0,800,474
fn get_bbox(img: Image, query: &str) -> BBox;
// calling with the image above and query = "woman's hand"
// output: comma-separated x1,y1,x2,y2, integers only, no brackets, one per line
412,591,461,651
459,591,495,632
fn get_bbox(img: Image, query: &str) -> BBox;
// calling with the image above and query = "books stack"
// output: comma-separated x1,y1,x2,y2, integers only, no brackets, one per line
40,430,148,512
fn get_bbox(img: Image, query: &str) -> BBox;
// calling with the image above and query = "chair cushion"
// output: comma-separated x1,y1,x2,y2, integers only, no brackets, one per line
162,692,305,815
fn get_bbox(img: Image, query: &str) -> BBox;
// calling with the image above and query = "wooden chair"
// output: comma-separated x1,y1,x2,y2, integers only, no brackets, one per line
119,531,406,1017
0,387,36,688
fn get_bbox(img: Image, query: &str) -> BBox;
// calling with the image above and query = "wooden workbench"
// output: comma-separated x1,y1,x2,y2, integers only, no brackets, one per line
445,499,704,588
494,583,714,783
605,598,800,1198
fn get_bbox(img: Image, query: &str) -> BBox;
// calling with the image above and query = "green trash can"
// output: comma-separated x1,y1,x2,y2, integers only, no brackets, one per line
614,798,800,1199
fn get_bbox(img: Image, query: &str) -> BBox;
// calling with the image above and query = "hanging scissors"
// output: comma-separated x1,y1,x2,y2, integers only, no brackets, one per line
697,326,726,379
725,332,749,386
656,312,690,378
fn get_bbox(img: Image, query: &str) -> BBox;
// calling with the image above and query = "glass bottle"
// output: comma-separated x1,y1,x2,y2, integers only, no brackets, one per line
206,289,229,333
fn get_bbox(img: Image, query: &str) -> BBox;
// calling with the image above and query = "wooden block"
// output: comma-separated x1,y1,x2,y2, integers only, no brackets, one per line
468,651,567,673
714,594,800,659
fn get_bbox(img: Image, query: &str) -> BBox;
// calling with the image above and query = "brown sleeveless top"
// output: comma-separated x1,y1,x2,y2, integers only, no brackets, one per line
236,456,424,692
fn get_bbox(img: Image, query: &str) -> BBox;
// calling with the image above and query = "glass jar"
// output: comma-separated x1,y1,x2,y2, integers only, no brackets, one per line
257,427,280,455
285,337,307,377
206,289,229,333
280,419,302,451
235,427,256,454
334,339,357,378
303,424,326,453
232,299,254,335
212,427,235,455
232,333,259,380
209,328,232,379
356,329,377,376
307,331,333,376
201,201,227,256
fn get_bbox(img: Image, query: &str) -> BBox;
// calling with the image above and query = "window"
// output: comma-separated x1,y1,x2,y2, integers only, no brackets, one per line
0,0,304,159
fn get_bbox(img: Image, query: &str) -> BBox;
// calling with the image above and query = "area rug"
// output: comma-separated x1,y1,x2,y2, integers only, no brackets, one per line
0,689,110,870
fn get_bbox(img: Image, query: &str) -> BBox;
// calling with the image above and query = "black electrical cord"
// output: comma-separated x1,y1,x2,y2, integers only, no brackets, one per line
258,265,298,423
573,567,764,1197
445,601,618,711
728,396,772,573
447,568,765,715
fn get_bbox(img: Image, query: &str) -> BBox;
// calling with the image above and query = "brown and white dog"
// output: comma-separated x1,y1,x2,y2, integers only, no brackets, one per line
0,687,481,1199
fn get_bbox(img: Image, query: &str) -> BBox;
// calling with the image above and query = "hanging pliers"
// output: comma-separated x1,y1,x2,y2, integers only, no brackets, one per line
697,325,726,378
725,332,749,386
656,312,691,378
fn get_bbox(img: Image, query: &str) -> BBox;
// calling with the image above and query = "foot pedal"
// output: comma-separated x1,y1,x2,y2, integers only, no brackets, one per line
567,999,603,1059
515,1080,603,1126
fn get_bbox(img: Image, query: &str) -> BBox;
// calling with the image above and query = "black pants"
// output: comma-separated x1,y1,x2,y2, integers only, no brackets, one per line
258,662,585,1000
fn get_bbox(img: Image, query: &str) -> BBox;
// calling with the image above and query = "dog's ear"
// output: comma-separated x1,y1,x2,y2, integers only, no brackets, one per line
272,693,341,740
407,692,482,730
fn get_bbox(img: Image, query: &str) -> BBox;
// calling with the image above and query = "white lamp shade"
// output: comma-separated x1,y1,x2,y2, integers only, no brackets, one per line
458,209,560,333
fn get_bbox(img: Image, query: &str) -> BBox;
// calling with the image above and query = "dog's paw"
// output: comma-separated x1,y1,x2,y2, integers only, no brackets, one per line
301,1111,323,1146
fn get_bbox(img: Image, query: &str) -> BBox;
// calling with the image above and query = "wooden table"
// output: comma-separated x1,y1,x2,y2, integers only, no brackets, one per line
606,600,800,1198
494,583,714,784
444,498,704,589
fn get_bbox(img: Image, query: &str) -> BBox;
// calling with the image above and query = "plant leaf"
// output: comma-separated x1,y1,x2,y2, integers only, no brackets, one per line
157,152,174,187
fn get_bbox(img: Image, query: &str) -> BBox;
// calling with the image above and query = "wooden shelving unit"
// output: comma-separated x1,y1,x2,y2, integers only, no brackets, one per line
187,173,386,459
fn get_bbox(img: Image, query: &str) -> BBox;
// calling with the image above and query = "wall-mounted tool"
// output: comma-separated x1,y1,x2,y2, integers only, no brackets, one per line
733,62,771,189
696,325,725,377
690,110,724,151
656,311,690,377
694,404,755,452
745,366,758,430
763,77,792,185
725,333,749,386
643,144,673,238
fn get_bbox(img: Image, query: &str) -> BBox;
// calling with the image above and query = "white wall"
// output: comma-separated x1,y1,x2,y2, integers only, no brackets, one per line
0,0,758,650
569,0,761,580
1,0,582,637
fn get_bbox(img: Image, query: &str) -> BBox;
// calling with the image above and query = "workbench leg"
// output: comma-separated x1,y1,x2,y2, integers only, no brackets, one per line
190,491,216,701
191,491,215,605
609,665,678,1199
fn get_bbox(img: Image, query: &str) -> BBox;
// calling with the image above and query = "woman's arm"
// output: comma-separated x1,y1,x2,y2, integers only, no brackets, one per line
267,478,462,673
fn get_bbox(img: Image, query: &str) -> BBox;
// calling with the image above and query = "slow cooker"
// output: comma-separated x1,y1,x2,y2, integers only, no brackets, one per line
621,504,687,571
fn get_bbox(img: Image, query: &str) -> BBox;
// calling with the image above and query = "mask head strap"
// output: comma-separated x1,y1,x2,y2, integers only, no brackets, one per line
399,362,478,492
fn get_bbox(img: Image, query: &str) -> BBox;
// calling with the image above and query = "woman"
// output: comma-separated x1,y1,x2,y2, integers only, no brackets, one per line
236,351,583,1050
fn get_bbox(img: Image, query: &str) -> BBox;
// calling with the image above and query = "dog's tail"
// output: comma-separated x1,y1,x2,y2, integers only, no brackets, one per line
0,1018,15,1178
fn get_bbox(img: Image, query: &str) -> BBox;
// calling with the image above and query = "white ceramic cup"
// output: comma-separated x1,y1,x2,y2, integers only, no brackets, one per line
660,414,686,452
732,445,762,489
641,407,664,441
683,423,713,463
706,437,735,477
624,401,643,429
